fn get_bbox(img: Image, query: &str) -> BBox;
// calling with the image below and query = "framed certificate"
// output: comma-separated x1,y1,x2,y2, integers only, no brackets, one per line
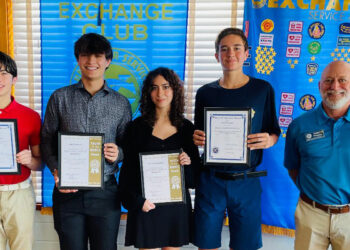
0,119,20,174
58,132,104,190
139,150,185,205
204,107,251,166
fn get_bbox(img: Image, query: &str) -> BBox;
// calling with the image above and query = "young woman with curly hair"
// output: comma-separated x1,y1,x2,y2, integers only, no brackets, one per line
119,67,200,250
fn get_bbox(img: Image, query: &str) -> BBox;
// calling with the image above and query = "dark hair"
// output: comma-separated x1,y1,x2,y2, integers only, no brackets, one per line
215,27,249,53
74,33,113,60
0,51,17,77
140,67,184,128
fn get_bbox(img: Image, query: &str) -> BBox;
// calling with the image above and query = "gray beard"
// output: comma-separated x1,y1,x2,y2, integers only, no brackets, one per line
322,92,350,110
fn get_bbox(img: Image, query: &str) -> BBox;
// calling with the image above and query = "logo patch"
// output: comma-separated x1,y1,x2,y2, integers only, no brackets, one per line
259,33,274,46
252,0,266,8
308,22,325,39
339,23,350,34
279,116,293,127
308,41,321,55
70,48,149,118
304,130,325,142
337,36,350,47
306,63,319,76
287,34,302,45
280,105,294,116
281,92,295,104
299,95,316,111
289,21,303,32
261,19,274,33
286,47,301,58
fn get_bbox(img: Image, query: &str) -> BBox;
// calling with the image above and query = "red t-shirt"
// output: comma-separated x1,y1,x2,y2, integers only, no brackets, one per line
0,99,41,184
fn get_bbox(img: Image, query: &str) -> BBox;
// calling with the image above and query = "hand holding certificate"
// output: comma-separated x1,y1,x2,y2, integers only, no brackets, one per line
0,120,20,174
58,132,104,189
139,150,185,205
204,108,251,166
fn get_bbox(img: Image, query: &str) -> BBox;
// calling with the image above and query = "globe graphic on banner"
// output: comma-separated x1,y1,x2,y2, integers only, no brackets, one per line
104,64,141,116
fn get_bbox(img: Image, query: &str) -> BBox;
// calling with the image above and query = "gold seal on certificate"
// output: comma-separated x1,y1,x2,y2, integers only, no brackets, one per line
58,132,104,189
139,150,185,204
0,119,20,174
204,108,252,166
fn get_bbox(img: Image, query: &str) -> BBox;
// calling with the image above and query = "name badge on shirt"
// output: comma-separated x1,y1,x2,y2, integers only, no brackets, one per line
304,130,325,142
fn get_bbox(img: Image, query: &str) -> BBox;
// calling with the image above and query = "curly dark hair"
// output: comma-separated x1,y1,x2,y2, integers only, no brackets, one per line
140,67,184,129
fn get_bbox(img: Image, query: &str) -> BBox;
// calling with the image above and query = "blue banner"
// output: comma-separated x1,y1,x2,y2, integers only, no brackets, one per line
244,0,350,229
40,0,189,207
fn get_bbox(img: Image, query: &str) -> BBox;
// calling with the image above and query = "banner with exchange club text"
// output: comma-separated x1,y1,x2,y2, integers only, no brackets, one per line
244,0,350,229
41,0,189,207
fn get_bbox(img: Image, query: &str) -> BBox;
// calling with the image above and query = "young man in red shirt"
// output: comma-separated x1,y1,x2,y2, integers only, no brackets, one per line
0,51,41,250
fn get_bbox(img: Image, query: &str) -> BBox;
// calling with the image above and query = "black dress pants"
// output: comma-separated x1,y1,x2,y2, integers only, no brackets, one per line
52,178,121,250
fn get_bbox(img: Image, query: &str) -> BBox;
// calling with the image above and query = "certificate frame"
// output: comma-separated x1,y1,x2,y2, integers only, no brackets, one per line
139,150,186,205
58,132,105,190
0,119,20,174
204,107,252,166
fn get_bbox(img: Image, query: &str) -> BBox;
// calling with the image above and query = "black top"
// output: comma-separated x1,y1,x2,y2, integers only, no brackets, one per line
119,116,200,211
119,117,200,248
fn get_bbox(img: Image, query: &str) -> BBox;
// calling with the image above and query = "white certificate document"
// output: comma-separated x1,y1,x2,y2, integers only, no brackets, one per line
59,133,104,189
205,108,251,165
140,151,184,204
0,120,19,174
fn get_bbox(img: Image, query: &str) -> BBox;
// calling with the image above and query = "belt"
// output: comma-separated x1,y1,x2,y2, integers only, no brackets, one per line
300,193,350,214
214,170,267,180
0,179,31,192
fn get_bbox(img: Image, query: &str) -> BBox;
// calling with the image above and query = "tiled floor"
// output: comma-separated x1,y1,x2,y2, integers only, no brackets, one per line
32,211,296,250
117,219,295,250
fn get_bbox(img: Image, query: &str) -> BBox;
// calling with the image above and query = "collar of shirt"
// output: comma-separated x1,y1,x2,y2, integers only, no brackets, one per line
316,103,350,125
75,80,111,96
0,97,18,115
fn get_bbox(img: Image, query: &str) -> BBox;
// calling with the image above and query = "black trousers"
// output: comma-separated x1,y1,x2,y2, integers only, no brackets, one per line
52,178,121,250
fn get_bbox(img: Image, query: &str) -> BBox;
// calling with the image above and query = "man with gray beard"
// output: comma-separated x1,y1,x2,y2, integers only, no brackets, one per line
284,61,350,250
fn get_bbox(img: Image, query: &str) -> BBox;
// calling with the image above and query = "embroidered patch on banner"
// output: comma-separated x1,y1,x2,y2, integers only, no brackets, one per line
287,34,302,45
299,94,316,111
252,0,267,8
306,63,318,76
261,19,274,33
289,21,303,33
259,33,274,46
339,23,350,34
308,41,321,55
279,116,293,127
308,22,325,39
286,47,301,58
281,92,295,104
280,105,294,116
305,130,325,142
337,36,350,47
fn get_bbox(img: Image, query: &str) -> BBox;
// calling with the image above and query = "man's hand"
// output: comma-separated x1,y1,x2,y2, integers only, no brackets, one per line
193,130,206,146
247,133,279,150
16,145,41,171
104,143,119,163
16,149,33,166
52,169,78,193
